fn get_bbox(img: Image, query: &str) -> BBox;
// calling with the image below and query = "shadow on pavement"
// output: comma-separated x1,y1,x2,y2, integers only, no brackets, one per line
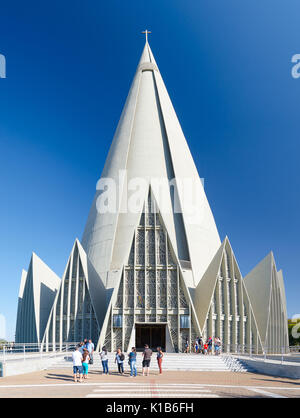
46,373,74,382
252,377,300,386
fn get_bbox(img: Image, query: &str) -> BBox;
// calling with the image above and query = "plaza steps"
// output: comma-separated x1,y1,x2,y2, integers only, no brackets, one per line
48,353,248,373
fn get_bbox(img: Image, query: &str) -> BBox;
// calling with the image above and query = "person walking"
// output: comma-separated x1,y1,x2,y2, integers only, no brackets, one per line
214,337,221,355
86,339,94,365
100,346,109,375
72,345,83,383
128,347,137,377
203,343,208,355
142,344,152,376
199,336,203,352
82,348,90,379
207,337,213,355
156,347,164,374
115,348,125,374
184,338,189,353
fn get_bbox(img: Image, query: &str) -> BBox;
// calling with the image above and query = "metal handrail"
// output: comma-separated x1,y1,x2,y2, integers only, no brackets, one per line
0,342,299,363
223,344,300,365
0,342,79,363
186,342,294,355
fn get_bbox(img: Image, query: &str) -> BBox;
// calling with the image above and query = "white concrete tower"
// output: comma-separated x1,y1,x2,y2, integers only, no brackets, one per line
15,37,290,354
81,39,221,292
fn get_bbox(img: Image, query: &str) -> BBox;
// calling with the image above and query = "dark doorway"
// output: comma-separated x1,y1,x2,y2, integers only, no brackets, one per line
135,324,166,351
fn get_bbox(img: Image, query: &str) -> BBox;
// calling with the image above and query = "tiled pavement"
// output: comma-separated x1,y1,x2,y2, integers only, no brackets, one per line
0,369,299,398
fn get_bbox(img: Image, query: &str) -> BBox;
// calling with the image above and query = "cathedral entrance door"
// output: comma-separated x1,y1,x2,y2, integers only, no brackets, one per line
135,324,166,351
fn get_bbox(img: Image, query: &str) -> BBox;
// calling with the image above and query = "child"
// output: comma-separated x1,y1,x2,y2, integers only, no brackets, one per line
203,343,208,355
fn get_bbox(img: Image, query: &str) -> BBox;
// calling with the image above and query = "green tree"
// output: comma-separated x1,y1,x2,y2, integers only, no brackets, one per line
0,339,7,350
288,319,300,346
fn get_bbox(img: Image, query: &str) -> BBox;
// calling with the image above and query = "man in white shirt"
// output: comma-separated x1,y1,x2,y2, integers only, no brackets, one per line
72,345,83,383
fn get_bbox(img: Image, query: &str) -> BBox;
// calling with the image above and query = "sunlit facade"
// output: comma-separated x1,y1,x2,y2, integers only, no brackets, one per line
16,41,289,353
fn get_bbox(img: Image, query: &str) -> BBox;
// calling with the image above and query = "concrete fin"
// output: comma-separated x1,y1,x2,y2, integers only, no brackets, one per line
41,239,105,347
244,252,274,344
194,239,227,331
15,253,60,343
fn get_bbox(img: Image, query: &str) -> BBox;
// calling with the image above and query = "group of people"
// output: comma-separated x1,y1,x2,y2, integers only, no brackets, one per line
72,339,95,382
184,336,222,355
110,344,164,377
72,341,164,382
72,335,223,382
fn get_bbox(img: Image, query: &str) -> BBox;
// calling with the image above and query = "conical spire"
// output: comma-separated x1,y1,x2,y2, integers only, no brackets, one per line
82,41,221,288
138,41,151,65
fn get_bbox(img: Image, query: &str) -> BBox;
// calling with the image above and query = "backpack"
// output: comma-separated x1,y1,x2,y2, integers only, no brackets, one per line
120,353,125,361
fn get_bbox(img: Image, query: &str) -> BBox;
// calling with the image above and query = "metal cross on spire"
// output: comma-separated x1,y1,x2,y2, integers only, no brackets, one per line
141,29,151,43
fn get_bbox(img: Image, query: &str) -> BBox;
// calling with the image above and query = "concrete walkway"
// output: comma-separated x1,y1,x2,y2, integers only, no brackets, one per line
0,369,299,398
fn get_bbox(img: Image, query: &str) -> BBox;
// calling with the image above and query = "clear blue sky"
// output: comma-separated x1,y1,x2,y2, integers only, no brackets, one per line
0,0,299,340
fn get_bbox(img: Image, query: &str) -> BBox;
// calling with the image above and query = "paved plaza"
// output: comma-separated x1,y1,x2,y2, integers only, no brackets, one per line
0,369,299,398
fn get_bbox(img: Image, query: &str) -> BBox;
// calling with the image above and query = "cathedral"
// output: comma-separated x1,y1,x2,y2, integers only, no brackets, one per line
15,39,289,354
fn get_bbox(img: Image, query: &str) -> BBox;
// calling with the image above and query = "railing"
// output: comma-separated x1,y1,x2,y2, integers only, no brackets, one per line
1,342,299,363
0,342,78,364
188,343,300,362
289,345,300,353
228,343,290,355
189,343,292,355
224,344,300,365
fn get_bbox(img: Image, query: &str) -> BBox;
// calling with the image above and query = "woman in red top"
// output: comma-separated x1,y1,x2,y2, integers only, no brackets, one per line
156,347,164,374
